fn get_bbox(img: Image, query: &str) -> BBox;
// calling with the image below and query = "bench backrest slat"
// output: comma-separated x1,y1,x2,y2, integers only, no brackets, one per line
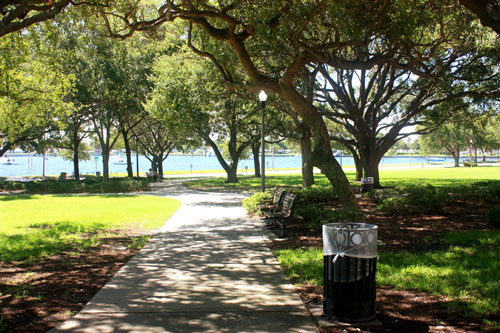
281,193,296,217
273,188,287,206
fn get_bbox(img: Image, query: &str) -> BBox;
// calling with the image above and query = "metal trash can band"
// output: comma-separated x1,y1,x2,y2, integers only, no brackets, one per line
323,223,378,322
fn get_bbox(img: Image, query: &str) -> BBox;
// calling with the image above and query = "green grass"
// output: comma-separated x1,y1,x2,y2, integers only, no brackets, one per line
274,230,500,325
379,166,500,187
0,195,181,262
185,166,500,190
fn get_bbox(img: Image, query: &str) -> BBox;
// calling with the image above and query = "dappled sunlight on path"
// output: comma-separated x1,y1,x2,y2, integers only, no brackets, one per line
52,180,316,332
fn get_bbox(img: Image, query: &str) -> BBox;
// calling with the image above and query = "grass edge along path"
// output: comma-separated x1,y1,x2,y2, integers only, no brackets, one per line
274,230,500,328
0,195,181,262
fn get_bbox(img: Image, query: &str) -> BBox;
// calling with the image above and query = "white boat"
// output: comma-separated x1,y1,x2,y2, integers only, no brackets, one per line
0,158,15,165
112,157,129,165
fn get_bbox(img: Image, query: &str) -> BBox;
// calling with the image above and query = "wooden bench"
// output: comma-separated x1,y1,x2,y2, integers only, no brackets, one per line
265,193,297,238
259,187,287,216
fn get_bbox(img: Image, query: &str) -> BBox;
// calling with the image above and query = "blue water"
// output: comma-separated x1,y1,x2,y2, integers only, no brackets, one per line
0,154,496,178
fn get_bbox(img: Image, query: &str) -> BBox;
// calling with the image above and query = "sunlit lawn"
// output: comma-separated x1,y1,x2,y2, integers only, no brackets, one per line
0,195,181,262
185,166,500,190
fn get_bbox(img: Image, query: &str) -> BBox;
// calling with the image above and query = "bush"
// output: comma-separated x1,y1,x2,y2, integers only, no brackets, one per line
403,184,450,213
291,185,337,205
376,185,449,214
242,192,271,214
0,180,26,191
23,177,149,194
362,188,400,200
377,196,408,214
443,181,500,203
487,207,500,227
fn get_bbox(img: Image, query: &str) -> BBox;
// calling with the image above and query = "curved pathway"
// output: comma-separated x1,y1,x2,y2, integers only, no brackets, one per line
52,180,317,332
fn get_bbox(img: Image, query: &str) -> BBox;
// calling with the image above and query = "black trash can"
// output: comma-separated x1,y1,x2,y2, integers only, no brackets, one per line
323,223,378,322
361,177,374,193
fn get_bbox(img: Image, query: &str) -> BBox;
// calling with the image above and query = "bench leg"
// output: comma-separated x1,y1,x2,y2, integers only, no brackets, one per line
278,219,288,238
265,218,276,229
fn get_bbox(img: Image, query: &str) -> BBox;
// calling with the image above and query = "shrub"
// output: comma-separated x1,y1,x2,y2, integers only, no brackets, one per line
242,192,271,214
443,181,500,203
486,207,500,227
403,184,450,213
23,177,149,194
291,185,337,205
362,188,400,200
377,196,408,214
0,180,26,191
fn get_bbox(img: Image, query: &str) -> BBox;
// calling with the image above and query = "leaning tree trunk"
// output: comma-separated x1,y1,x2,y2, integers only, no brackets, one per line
300,129,314,188
281,87,360,212
252,143,261,178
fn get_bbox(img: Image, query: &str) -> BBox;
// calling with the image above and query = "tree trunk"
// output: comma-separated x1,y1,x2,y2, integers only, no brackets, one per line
73,149,80,180
281,86,360,212
453,152,460,167
345,145,363,181
226,165,239,183
361,153,382,188
353,154,363,181
252,143,261,178
158,155,164,179
122,130,134,178
102,149,110,180
300,129,314,188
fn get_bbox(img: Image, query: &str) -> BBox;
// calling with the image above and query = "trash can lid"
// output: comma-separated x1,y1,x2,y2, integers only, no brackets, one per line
361,177,374,184
322,223,377,261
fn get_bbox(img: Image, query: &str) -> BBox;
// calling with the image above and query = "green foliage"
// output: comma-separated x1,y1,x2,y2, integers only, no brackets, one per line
442,181,500,203
241,192,271,214
486,207,500,227
377,185,450,214
291,185,338,205
0,180,25,191
20,177,149,194
377,196,408,214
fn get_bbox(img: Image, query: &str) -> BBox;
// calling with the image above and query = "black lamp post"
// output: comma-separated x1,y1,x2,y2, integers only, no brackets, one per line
469,139,473,168
259,90,267,192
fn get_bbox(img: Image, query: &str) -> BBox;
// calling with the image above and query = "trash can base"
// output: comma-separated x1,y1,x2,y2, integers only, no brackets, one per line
323,298,376,323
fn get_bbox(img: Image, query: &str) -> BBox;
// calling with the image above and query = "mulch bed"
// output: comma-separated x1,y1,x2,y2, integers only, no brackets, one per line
0,198,498,332
267,198,499,332
0,236,145,333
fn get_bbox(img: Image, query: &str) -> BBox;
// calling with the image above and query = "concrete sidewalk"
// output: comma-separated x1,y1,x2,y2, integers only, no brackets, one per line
52,182,317,332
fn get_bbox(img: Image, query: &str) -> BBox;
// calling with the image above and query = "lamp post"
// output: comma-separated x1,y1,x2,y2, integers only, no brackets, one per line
259,90,267,192
469,139,473,168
